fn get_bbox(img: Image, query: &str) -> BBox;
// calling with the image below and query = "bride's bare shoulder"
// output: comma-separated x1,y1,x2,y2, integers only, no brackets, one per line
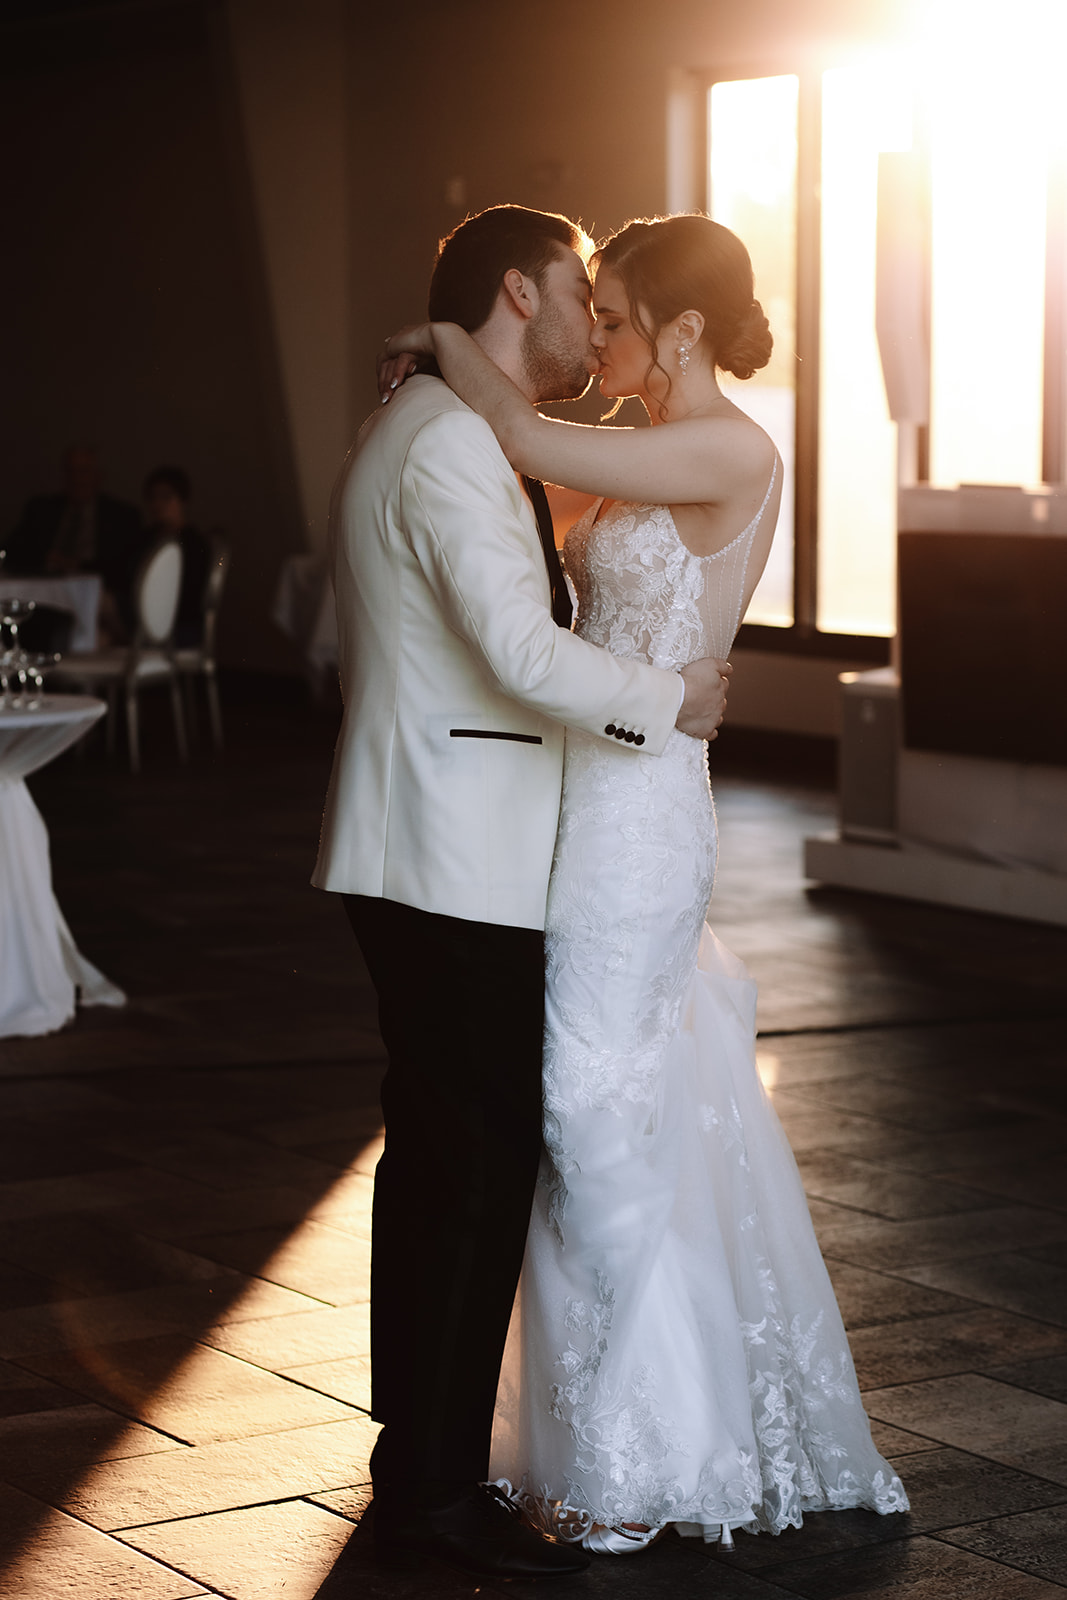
687,405,777,489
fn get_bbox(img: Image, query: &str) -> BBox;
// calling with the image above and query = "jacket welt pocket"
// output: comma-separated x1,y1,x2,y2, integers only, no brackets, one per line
449,728,543,745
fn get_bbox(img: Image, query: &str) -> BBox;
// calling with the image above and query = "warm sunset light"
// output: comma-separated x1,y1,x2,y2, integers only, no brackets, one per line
0,1160,378,1598
826,0,1066,626
756,1050,779,1091
817,56,913,636
712,0,1067,637
919,0,1067,490
710,75,798,630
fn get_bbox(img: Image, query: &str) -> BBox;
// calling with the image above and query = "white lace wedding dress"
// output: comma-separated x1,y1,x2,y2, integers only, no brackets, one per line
490,468,909,1543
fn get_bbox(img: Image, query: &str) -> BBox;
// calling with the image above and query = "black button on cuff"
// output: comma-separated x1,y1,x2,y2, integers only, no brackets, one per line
614,728,626,740
634,734,645,746
604,724,616,736
624,730,636,742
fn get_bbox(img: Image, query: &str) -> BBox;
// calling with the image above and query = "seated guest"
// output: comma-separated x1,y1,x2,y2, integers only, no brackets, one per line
142,465,210,647
6,445,142,593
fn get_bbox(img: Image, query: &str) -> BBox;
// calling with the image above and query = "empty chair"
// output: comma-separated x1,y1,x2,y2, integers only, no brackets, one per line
174,531,230,750
52,537,188,773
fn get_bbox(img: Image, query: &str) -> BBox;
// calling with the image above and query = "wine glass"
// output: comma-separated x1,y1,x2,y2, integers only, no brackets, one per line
0,598,37,706
22,652,61,708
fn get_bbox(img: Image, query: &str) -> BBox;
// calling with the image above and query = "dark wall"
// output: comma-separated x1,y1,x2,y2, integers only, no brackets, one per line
0,3,304,670
900,531,1067,765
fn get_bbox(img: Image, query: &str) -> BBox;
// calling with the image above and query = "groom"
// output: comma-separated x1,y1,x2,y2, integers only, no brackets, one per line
313,205,731,1579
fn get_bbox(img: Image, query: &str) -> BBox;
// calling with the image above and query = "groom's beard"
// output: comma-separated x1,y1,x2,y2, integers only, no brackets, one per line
522,301,594,403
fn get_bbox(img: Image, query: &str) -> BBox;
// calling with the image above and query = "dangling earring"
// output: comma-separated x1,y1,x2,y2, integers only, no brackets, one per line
677,342,691,374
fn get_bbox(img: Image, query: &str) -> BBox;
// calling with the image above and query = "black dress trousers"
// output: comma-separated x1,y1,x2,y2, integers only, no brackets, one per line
343,894,545,1496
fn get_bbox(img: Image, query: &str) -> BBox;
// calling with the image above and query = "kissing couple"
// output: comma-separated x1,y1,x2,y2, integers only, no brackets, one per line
313,203,908,1580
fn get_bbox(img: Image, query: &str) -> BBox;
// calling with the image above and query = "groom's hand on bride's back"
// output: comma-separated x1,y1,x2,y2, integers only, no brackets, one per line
677,658,732,741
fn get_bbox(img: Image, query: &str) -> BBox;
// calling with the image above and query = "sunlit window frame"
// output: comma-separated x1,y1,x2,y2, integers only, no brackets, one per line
696,65,1067,661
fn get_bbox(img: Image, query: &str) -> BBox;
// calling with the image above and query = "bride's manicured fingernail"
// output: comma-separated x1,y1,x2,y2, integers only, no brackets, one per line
390,380,398,390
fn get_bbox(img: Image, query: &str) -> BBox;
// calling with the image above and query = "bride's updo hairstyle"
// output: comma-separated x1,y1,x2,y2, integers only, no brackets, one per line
594,214,772,414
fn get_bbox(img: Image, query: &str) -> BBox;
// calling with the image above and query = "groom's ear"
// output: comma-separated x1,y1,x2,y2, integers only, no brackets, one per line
499,267,538,323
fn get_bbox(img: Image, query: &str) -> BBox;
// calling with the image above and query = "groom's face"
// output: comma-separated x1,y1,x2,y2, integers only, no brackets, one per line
521,247,598,403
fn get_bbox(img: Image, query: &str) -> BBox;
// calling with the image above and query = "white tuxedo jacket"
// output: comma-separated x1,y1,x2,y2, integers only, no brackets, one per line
312,376,681,930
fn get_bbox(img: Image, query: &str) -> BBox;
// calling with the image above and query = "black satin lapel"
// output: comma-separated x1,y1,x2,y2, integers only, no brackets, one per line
522,475,573,631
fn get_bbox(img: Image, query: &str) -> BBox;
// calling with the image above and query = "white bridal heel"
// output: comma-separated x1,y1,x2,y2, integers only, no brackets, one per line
580,1523,663,1555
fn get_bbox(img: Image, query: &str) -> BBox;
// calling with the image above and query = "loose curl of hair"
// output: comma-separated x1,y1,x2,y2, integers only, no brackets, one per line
593,214,773,418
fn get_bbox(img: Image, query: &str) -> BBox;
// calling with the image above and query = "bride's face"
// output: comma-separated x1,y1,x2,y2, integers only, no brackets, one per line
590,266,667,404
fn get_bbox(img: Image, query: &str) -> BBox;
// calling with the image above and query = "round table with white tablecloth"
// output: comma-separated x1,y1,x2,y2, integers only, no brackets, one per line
0,695,125,1037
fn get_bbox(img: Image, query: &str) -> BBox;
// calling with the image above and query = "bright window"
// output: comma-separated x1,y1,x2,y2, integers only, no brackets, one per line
708,74,797,628
927,45,1048,487
701,8,1065,645
817,62,911,636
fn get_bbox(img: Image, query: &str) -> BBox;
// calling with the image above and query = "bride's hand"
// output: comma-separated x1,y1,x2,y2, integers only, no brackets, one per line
377,323,435,403
677,657,732,741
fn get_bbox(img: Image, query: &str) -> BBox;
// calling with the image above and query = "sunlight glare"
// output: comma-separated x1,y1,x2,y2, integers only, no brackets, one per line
756,1051,780,1091
918,0,1066,486
710,75,798,628
817,58,913,635
1,1157,379,1595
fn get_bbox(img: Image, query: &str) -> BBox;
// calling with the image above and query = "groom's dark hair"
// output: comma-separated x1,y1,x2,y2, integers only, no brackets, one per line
429,205,592,332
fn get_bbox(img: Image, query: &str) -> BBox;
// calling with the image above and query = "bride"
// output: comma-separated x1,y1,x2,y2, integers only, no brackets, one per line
385,213,908,1553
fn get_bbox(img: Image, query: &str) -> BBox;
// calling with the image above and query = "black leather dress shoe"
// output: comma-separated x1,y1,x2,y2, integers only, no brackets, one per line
373,1482,591,1579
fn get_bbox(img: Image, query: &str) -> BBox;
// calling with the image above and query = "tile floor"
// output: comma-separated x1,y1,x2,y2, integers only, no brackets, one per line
0,686,1065,1599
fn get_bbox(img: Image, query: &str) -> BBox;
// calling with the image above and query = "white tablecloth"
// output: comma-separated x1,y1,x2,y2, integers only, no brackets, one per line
0,574,101,651
0,695,125,1037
